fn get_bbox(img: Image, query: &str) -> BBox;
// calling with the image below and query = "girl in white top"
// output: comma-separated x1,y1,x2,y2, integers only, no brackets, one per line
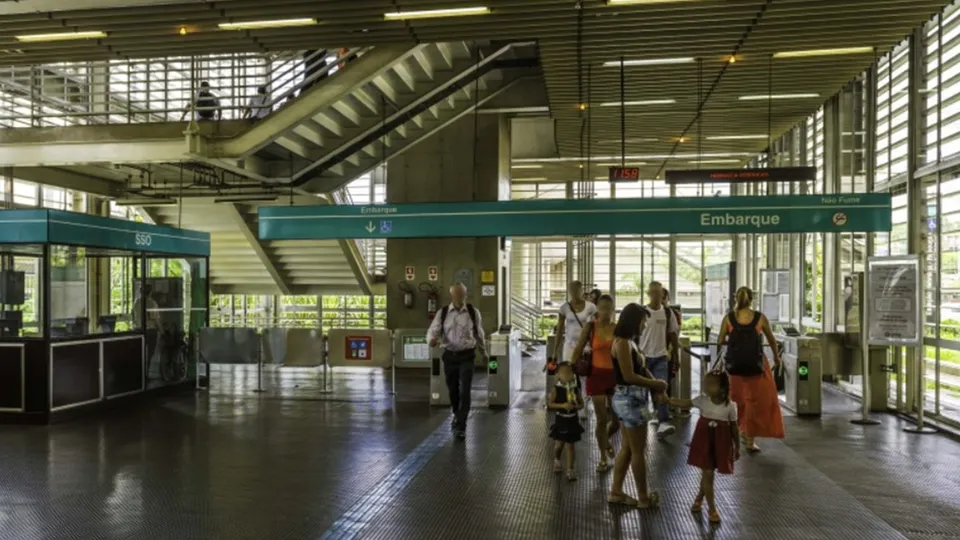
663,371,740,525
553,280,597,365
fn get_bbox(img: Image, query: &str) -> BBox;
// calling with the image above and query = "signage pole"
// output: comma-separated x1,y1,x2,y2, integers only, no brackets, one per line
252,337,265,394
389,339,397,396
904,344,937,434
319,335,332,394
851,269,879,425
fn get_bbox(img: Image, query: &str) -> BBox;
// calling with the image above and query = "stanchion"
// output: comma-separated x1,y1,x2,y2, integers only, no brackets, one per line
852,273,880,426
318,336,333,395
252,337,265,394
903,345,937,434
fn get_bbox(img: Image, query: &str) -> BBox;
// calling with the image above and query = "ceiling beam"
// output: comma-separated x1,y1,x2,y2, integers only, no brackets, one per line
12,166,121,197
225,203,291,295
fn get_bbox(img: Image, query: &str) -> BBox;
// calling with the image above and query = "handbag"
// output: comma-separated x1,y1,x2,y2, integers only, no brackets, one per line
574,321,594,377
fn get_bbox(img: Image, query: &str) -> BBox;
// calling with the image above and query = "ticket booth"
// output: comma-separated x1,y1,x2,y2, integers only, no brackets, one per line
0,209,209,424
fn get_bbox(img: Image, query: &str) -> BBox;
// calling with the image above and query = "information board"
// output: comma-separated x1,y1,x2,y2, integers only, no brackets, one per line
867,256,921,346
402,336,430,363
760,269,790,323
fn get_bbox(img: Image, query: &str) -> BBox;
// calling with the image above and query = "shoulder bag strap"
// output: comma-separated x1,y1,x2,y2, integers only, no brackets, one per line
567,302,583,327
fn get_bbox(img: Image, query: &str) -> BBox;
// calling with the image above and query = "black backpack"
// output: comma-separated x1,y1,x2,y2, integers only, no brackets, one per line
440,303,481,343
724,310,764,376
196,91,217,119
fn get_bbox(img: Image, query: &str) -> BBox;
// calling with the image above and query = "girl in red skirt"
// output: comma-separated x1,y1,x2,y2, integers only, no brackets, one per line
664,371,740,524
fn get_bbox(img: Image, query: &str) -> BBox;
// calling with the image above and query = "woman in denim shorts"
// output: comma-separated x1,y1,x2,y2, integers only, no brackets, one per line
608,303,670,509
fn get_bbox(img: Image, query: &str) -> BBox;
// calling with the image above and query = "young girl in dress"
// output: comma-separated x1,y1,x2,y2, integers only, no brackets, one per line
549,362,585,481
663,370,740,524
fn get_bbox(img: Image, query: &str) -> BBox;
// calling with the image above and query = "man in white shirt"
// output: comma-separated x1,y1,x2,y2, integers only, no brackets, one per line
427,282,486,440
243,86,270,120
638,281,681,439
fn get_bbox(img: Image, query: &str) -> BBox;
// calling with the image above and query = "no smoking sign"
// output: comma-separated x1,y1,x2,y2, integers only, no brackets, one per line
832,212,848,226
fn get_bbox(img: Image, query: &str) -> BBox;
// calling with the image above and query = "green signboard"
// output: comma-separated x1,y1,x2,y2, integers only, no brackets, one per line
0,209,210,257
259,194,891,240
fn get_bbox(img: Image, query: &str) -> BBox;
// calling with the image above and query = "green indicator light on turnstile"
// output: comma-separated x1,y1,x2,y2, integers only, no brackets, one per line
798,366,809,377
488,360,499,371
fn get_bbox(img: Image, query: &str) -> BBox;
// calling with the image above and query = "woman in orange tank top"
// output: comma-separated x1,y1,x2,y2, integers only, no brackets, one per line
573,294,620,472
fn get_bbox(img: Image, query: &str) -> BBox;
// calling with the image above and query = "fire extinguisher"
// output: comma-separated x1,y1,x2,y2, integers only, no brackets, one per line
398,281,415,309
419,282,439,320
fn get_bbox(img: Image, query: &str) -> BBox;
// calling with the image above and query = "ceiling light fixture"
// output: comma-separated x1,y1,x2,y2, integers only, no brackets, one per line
598,162,648,167
511,177,547,182
607,0,701,5
596,138,659,144
773,46,874,59
707,134,770,140
511,164,544,169
738,93,820,101
16,31,107,42
218,18,317,30
179,27,188,36
384,6,490,20
604,57,694,67
687,159,742,164
599,99,676,107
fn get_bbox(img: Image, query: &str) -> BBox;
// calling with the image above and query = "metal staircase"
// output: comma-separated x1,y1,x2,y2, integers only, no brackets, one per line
201,41,536,194
141,197,372,296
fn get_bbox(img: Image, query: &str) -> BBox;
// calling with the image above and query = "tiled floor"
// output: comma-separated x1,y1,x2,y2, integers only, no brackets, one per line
0,354,959,540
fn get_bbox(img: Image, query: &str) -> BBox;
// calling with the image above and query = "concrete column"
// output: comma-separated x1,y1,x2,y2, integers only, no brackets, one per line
905,28,928,411
822,95,842,332
385,114,509,333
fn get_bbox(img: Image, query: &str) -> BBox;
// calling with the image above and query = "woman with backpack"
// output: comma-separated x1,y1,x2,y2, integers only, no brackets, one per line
716,286,784,453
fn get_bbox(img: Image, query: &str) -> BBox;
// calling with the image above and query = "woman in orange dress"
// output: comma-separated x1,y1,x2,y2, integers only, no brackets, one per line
572,294,620,472
716,286,784,452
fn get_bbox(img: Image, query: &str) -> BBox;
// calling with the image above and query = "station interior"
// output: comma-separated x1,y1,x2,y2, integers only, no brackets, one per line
0,1,960,539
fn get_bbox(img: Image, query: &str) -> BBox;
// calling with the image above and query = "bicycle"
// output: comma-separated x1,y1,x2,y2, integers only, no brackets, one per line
158,326,189,383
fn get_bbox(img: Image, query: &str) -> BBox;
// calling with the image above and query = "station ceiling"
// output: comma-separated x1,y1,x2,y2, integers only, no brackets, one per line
0,0,950,183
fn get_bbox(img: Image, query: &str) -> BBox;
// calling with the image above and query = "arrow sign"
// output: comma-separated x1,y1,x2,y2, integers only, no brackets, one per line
365,221,375,233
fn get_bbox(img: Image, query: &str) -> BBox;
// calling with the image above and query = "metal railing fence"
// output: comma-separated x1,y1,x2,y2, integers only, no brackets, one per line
0,47,369,127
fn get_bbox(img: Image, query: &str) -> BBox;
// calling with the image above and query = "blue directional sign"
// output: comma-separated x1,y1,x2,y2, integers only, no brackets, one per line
258,194,892,240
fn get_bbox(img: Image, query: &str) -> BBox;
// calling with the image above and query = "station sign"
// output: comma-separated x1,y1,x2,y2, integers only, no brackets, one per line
259,193,891,240
664,166,816,184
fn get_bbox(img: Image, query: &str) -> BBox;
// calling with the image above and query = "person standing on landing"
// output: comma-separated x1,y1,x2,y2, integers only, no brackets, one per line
638,281,680,440
428,282,485,440
717,286,784,453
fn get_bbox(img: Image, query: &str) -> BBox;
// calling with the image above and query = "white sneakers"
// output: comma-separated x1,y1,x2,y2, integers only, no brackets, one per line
656,423,676,439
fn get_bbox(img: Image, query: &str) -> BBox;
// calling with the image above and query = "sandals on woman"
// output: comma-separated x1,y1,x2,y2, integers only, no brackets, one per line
691,495,704,513
709,509,722,524
596,459,609,473
607,493,638,506
607,491,660,510
636,492,661,510
566,470,578,482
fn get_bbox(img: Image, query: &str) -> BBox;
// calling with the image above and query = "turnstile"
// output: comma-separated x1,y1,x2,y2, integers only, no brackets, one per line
429,345,450,407
488,329,522,408
781,336,822,416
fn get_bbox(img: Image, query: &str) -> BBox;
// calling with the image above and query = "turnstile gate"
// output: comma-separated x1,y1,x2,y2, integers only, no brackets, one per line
781,336,822,416
488,329,522,408
429,345,450,407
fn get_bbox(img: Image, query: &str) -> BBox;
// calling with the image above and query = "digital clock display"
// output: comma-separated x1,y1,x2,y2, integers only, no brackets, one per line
608,167,641,182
